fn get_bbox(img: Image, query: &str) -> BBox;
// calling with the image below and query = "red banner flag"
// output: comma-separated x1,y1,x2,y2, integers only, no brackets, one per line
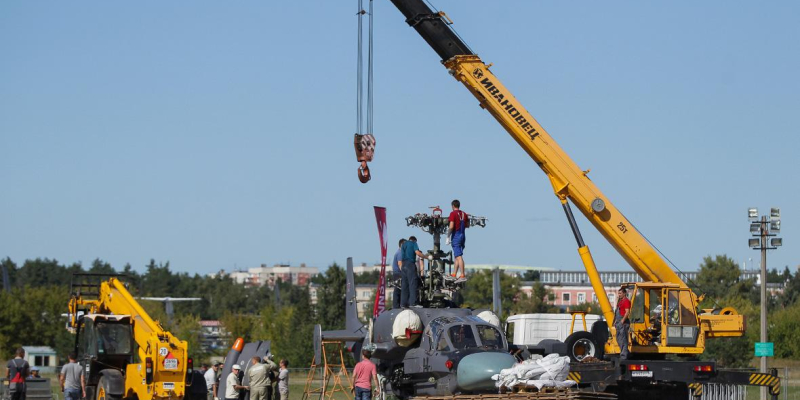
373,206,388,317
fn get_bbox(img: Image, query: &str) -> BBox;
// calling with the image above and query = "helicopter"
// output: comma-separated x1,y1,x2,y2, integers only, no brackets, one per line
317,209,516,397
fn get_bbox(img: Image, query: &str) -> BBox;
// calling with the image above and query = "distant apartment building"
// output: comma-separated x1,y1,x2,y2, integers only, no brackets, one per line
525,269,783,309
352,262,385,274
222,263,320,287
309,283,395,320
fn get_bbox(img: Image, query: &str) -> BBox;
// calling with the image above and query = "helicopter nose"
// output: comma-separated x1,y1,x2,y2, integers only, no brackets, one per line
456,352,516,391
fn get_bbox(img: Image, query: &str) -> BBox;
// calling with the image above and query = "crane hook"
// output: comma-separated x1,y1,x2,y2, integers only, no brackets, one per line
354,133,376,184
358,161,371,183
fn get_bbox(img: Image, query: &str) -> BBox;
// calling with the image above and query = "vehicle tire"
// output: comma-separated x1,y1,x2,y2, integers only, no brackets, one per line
97,376,122,400
564,331,601,362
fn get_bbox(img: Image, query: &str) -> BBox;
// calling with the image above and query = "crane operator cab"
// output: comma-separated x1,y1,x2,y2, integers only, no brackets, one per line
74,314,135,400
624,283,702,354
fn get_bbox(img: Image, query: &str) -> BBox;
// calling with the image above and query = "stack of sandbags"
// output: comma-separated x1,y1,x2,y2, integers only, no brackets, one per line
492,354,576,390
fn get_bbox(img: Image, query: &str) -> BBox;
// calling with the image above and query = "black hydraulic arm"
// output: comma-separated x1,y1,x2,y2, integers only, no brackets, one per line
389,0,474,61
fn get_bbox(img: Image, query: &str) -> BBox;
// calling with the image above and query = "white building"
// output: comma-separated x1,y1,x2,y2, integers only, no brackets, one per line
220,263,320,287
525,269,782,310
199,320,230,352
309,283,396,320
22,346,57,374
352,263,384,274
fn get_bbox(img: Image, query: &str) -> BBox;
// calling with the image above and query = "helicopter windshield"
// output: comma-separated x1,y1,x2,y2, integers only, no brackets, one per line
477,325,503,349
426,315,504,351
427,316,461,351
448,324,478,350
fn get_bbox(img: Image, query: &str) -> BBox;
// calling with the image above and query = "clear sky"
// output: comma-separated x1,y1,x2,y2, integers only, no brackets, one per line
1,1,798,277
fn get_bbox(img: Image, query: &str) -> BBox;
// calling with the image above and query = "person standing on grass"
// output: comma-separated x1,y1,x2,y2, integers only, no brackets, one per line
277,360,289,400
247,357,269,400
224,365,247,400
60,352,86,400
205,362,221,400
351,350,380,400
7,348,30,400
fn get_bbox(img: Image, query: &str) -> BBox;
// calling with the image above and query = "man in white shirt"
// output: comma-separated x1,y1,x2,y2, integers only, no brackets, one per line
204,362,221,400
224,365,247,400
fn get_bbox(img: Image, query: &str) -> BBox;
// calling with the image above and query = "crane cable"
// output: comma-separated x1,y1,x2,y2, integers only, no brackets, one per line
354,0,376,183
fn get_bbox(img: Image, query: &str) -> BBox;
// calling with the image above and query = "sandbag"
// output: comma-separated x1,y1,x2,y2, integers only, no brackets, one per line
492,354,571,388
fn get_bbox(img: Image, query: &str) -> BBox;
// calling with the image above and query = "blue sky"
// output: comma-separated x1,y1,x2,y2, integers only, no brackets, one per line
1,1,798,276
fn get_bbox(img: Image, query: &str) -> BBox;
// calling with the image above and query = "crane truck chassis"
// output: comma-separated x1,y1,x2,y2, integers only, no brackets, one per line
383,0,781,398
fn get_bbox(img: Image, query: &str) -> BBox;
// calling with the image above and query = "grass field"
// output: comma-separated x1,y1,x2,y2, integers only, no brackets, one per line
21,360,800,400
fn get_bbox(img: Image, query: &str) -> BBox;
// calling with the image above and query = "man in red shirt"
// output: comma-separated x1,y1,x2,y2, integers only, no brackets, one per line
614,287,632,360
351,350,380,400
448,199,469,280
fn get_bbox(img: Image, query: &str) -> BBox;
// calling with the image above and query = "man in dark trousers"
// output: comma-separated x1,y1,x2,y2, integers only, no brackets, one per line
614,287,632,360
188,364,210,400
400,236,425,308
6,348,30,400
392,238,406,309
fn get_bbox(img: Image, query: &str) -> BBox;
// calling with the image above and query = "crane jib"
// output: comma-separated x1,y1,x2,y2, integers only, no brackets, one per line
477,74,539,140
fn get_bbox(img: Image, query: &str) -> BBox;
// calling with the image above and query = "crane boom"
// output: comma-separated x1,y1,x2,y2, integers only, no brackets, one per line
390,0,681,287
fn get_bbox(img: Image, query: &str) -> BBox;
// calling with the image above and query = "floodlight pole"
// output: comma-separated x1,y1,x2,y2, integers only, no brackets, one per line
752,213,780,400
759,215,768,396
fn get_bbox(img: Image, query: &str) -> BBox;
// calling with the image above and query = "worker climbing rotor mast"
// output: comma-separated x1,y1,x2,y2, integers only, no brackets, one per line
354,0,376,183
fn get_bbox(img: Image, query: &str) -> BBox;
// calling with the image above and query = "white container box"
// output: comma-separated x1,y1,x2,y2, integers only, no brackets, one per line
506,313,602,345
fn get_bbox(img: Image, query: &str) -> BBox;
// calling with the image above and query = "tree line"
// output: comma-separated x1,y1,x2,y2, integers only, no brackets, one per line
1,254,798,368
0,257,350,368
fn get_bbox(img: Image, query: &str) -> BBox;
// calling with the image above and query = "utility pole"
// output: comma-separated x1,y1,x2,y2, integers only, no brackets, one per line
748,207,782,400
760,215,767,400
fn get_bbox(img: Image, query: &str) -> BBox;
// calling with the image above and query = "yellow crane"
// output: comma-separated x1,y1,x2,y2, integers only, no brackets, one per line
386,0,744,357
67,274,190,400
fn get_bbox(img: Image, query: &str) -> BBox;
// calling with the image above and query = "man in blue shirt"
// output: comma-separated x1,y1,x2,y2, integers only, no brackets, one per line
401,236,425,308
392,239,406,309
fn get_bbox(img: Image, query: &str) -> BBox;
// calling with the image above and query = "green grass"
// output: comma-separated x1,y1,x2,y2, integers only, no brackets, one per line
25,363,800,400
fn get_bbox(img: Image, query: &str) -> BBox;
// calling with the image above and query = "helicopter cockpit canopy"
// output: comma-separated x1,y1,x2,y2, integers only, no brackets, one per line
425,315,506,352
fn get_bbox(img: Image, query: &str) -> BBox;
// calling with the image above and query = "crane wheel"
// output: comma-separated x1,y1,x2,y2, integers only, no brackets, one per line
564,331,602,362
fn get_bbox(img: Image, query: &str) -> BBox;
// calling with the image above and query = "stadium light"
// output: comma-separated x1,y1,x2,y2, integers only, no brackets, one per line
748,206,782,389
